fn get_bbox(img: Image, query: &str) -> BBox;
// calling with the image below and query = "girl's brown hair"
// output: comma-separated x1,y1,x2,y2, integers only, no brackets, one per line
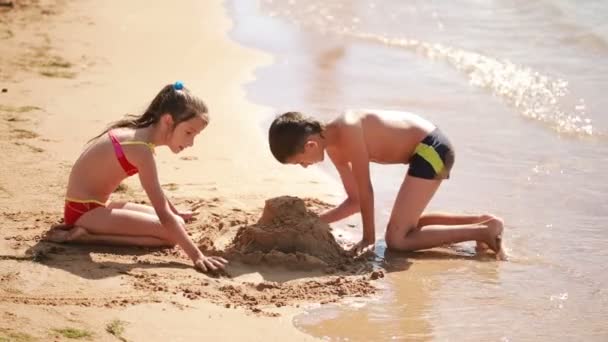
92,82,208,140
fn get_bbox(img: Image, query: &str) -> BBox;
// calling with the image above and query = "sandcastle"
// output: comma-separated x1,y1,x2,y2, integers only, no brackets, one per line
227,196,351,270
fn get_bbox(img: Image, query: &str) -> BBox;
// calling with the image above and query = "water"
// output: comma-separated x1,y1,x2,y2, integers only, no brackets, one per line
226,0,608,340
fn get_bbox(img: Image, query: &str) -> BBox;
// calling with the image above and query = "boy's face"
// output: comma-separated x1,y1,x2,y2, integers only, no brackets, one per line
165,114,207,154
286,139,324,168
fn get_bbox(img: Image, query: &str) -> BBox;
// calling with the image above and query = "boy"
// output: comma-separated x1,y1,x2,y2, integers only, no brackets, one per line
268,109,505,260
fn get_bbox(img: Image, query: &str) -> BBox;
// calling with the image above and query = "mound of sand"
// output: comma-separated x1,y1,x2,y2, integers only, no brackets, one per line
226,196,354,270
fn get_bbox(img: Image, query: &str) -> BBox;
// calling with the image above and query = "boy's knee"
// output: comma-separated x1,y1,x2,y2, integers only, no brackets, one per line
385,222,417,250
385,236,413,251
385,237,400,251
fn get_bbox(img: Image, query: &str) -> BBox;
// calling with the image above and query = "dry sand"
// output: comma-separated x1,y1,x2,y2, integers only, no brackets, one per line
0,1,383,340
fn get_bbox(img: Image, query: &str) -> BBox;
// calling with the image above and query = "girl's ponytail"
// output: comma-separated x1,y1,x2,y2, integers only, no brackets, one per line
89,82,208,142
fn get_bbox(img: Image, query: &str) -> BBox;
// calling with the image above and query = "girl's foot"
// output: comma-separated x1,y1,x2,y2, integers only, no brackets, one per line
43,225,87,243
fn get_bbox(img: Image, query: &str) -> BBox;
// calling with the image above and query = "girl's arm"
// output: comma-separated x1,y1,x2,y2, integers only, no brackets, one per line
166,198,195,222
167,199,179,215
136,150,226,271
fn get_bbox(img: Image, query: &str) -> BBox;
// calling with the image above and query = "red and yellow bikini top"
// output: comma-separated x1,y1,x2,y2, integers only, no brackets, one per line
108,130,155,176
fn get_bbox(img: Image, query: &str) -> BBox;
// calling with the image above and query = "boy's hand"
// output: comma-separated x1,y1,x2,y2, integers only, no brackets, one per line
178,211,198,223
194,255,229,273
350,238,375,258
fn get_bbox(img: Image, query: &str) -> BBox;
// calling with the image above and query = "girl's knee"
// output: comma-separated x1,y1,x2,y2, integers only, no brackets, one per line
106,201,127,210
163,239,178,248
158,229,178,247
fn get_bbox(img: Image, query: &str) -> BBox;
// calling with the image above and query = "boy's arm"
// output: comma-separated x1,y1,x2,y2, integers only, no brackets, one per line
342,121,375,252
319,157,360,223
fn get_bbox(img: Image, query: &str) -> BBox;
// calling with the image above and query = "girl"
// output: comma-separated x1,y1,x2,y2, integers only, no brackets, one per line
45,82,228,272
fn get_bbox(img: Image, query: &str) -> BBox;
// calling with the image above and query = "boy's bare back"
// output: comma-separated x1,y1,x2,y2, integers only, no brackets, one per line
325,109,437,165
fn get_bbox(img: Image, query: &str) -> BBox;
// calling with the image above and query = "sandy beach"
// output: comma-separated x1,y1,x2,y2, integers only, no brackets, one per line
4,0,608,340
0,0,383,340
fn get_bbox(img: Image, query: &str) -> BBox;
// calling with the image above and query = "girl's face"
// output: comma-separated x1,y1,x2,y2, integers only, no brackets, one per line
166,114,207,154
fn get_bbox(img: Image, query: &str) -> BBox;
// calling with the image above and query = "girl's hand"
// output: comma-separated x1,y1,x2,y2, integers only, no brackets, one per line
178,210,198,223
194,255,229,273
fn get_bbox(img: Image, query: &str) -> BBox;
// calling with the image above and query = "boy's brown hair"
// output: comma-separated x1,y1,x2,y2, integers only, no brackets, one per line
268,111,324,163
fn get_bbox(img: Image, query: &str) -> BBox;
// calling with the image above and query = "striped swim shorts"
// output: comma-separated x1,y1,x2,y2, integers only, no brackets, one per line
407,128,455,180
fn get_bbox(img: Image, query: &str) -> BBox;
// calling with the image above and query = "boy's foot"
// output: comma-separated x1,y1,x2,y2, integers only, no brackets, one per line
475,241,490,253
474,215,497,253
482,217,507,261
43,226,87,243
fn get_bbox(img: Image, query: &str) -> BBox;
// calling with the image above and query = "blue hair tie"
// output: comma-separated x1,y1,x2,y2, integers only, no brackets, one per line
173,81,184,90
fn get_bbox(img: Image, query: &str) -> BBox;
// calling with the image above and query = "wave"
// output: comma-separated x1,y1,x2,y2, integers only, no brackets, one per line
260,0,598,137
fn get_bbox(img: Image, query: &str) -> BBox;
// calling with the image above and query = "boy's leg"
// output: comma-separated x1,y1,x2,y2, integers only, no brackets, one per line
385,175,503,256
416,213,500,251
416,213,498,229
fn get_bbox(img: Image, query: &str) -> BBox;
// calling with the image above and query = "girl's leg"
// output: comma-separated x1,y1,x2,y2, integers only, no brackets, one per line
46,205,177,247
44,226,172,247
106,201,157,215
385,175,504,257
107,201,186,225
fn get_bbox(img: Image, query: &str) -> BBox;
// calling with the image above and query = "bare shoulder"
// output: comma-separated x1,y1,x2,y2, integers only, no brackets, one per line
362,108,436,128
329,110,364,130
327,110,369,155
126,144,156,169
